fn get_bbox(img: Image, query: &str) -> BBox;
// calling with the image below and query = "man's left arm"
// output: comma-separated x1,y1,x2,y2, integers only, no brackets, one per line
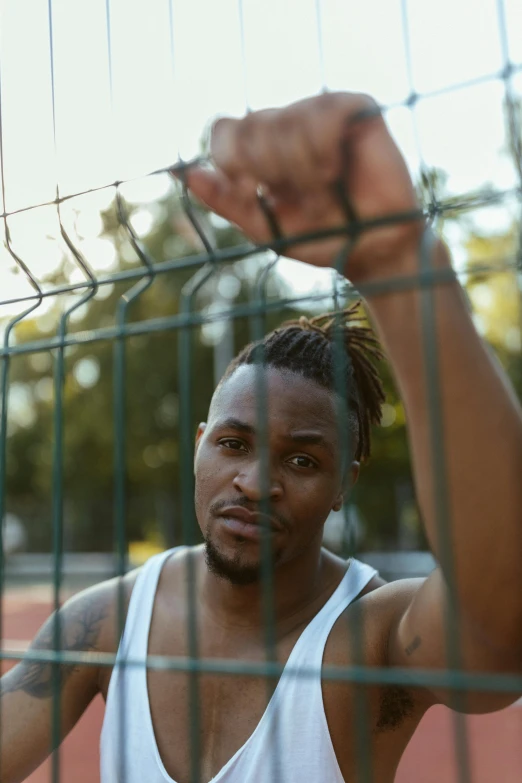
181,91,522,708
369,238,522,709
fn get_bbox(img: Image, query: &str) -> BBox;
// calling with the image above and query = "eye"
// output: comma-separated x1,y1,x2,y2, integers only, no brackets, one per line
288,455,316,469
219,438,247,452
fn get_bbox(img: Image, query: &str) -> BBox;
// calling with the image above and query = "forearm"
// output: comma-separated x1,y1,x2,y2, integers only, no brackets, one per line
0,678,52,782
362,236,522,649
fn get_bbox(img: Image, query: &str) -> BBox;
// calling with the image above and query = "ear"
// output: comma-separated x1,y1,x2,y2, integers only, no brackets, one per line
332,461,360,511
194,423,207,466
349,460,360,488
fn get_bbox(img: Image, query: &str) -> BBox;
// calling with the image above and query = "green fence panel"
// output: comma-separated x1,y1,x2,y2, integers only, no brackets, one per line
0,0,521,782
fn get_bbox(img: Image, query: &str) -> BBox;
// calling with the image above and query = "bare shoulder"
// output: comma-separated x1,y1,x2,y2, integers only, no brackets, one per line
0,569,141,717
357,575,426,613
322,574,433,751
350,575,427,659
11,569,141,688
86,567,142,654
318,550,426,656
327,574,426,665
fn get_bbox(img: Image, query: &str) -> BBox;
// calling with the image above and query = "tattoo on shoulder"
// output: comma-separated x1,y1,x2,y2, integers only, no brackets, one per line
1,600,108,700
405,635,422,656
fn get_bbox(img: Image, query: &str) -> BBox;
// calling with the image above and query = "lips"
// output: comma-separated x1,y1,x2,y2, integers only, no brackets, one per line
217,506,282,541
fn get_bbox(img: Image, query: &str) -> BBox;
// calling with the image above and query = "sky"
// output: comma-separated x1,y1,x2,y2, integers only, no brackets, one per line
0,0,521,320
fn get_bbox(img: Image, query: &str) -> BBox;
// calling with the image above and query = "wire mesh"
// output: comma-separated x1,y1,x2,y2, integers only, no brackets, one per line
0,0,521,782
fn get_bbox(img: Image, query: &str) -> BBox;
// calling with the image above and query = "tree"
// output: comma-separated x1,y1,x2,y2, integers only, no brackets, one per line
4,184,304,551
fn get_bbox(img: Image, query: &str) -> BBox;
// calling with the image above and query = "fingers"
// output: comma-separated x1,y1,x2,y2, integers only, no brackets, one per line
210,111,317,193
170,91,407,263
210,112,287,188
180,165,271,243
209,92,380,193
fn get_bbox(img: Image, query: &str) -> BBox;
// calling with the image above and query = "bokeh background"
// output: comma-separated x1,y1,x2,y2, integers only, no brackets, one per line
1,0,522,556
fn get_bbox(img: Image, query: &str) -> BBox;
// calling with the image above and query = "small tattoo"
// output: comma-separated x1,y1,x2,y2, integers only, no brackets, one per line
1,601,107,700
405,635,422,656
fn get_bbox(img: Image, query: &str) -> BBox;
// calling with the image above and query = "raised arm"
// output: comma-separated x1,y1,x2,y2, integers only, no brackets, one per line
184,91,522,706
369,233,522,702
0,575,132,782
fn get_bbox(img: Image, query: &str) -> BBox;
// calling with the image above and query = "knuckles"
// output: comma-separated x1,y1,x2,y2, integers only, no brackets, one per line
211,91,379,139
209,91,382,181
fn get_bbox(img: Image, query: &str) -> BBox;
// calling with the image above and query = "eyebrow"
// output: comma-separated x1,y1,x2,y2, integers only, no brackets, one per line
288,432,335,456
216,418,334,455
216,417,256,435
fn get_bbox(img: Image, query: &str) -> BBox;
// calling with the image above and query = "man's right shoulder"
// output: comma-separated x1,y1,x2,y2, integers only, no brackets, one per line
85,546,195,656
88,546,190,651
63,566,143,656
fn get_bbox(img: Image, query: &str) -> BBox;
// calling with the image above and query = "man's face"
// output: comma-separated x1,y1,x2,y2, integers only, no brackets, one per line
194,365,354,585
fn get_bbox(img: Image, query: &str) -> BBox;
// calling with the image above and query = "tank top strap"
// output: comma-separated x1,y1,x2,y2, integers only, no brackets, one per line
117,547,182,662
286,558,377,671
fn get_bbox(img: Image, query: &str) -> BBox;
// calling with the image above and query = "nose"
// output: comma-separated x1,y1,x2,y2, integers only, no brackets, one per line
232,459,283,502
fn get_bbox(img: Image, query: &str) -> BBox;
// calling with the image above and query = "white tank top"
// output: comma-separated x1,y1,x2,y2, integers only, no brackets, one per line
100,547,377,783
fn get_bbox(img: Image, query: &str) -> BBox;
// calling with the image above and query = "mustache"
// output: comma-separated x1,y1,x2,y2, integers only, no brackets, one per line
209,496,290,531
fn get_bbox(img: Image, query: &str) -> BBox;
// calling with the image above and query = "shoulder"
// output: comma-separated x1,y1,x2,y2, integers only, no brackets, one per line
322,575,433,744
327,574,426,665
350,574,426,640
70,567,143,698
0,567,143,704
356,573,425,609
88,546,188,650
71,567,143,655
35,568,143,682
318,551,424,657
92,547,188,654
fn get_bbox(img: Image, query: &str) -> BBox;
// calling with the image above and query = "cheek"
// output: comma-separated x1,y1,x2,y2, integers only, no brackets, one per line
194,450,211,508
194,448,231,507
287,476,338,524
194,460,213,505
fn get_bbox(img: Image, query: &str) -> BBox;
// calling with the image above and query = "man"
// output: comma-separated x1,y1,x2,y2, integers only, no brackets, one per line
2,91,522,783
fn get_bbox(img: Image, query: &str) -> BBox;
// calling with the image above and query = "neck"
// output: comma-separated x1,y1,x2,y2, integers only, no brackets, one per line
197,537,338,632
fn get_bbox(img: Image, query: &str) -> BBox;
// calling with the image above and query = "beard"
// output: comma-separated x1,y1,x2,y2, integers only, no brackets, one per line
204,527,281,586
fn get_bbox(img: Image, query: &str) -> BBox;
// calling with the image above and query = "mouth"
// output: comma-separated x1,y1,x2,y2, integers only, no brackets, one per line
216,506,282,542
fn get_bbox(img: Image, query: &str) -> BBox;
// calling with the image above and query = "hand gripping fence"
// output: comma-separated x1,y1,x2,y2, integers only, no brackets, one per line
0,0,521,782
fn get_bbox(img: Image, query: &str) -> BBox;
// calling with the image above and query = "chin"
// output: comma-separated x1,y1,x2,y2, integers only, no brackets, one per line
204,537,260,585
204,531,281,586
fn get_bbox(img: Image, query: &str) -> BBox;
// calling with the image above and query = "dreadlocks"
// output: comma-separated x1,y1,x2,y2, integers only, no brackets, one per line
221,301,385,462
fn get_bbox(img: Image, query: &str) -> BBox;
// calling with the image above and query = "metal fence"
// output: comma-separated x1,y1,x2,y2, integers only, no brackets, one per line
0,0,522,782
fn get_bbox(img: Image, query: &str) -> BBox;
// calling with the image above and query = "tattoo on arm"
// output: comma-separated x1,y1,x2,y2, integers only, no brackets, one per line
405,635,422,656
1,602,107,700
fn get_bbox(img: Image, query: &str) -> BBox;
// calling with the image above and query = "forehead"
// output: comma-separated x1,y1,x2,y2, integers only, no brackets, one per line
210,365,339,433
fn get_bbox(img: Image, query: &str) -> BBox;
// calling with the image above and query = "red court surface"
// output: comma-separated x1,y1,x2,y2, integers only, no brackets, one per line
3,585,522,783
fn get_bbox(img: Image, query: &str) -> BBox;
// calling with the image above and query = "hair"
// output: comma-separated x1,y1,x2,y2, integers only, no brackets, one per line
221,301,385,462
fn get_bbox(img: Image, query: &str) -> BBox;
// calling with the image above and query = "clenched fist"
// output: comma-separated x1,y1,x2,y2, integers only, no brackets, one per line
182,92,426,285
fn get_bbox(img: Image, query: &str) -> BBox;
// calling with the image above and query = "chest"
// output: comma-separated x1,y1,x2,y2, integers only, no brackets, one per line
145,618,304,783
104,612,424,783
